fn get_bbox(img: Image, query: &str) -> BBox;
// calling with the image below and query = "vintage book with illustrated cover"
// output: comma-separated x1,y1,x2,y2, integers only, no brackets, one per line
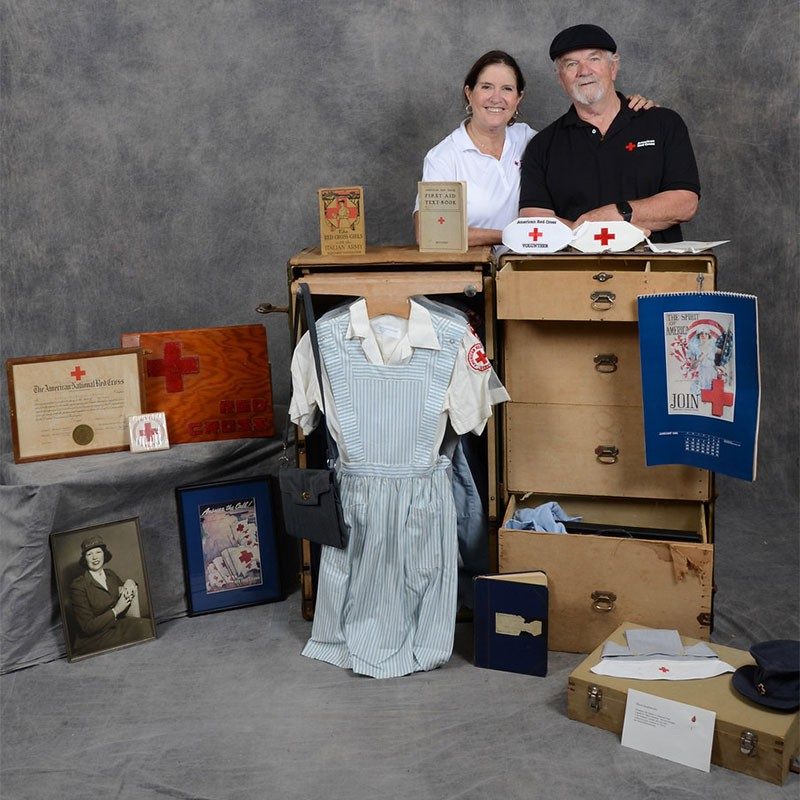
417,181,468,253
120,325,274,445
637,292,760,481
473,570,548,677
317,186,366,256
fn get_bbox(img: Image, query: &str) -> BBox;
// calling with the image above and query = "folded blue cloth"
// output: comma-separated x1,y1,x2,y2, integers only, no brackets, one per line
505,501,581,533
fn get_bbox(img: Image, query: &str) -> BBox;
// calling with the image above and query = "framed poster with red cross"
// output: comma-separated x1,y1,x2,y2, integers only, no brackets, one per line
120,325,274,445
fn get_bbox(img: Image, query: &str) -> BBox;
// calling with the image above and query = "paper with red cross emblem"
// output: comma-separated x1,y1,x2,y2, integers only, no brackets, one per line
502,216,573,254
121,325,274,444
571,220,645,253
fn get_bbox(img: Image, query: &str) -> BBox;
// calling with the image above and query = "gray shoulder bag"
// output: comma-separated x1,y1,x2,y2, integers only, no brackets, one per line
278,283,349,549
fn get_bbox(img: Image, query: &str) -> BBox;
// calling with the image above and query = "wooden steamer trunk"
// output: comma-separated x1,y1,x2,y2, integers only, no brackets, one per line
568,623,800,785
495,252,717,653
286,245,496,620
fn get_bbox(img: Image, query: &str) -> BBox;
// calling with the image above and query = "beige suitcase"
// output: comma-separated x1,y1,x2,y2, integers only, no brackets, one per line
567,622,800,786
495,252,717,653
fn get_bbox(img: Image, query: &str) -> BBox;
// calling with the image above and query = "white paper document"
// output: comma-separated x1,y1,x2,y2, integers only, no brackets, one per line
645,239,730,253
621,689,715,772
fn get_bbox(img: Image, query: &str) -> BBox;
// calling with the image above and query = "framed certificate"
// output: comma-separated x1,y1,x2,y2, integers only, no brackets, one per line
6,348,146,462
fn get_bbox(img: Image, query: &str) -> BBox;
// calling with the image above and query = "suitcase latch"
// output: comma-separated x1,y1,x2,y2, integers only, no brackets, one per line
739,730,758,757
587,685,603,712
591,591,617,612
595,445,619,464
590,290,616,310
593,353,618,373
593,272,614,282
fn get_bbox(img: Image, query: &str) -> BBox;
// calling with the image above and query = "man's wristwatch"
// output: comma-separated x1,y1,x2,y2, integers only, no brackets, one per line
616,201,633,223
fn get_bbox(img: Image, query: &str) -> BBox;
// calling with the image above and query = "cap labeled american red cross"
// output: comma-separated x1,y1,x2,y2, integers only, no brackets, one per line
502,217,573,254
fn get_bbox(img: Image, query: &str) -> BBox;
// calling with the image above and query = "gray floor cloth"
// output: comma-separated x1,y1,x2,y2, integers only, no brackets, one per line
1,486,798,800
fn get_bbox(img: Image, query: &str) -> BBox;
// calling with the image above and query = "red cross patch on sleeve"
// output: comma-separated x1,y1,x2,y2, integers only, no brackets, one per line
467,343,491,372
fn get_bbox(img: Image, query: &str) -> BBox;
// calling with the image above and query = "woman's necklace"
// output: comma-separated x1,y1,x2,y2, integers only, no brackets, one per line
466,122,505,160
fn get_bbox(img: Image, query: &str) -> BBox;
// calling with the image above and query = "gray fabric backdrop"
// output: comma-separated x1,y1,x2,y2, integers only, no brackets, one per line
2,2,798,513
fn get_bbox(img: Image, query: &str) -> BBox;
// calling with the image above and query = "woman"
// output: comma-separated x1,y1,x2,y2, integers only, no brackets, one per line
69,534,153,656
413,50,654,246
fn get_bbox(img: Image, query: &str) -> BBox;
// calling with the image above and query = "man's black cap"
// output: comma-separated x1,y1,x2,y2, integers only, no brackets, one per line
550,24,617,61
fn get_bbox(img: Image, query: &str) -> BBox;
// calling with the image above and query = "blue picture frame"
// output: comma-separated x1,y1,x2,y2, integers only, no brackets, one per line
176,476,282,615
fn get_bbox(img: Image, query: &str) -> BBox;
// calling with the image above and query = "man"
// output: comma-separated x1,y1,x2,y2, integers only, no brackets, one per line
519,24,700,242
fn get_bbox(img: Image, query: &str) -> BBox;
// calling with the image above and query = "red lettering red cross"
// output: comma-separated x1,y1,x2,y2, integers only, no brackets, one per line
594,227,616,246
437,216,445,225
139,422,157,442
528,227,543,241
70,365,86,381
625,141,636,152
146,341,200,393
658,666,670,673
701,377,734,417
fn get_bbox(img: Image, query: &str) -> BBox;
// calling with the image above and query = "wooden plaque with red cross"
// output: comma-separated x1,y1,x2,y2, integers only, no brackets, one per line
120,325,274,445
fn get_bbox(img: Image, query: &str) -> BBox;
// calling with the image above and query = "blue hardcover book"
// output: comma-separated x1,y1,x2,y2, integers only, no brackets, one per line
637,292,760,481
473,571,548,677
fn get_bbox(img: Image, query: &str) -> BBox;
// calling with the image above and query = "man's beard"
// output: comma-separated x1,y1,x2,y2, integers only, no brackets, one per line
570,80,608,106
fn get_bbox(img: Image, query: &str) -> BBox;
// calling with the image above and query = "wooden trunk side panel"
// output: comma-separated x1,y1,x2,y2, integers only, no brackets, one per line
504,403,709,500
503,321,642,406
498,530,713,653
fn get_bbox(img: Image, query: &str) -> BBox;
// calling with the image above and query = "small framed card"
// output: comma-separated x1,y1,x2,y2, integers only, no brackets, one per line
128,412,170,452
176,477,282,615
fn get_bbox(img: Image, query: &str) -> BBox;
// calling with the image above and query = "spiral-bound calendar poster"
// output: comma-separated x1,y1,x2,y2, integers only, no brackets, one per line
637,292,760,481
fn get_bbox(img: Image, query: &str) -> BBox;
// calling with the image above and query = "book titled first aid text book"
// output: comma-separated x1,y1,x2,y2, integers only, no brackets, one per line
473,571,548,677
417,181,468,253
637,292,760,481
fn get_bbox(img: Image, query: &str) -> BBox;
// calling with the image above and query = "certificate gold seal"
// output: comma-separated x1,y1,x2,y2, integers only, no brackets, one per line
72,424,95,446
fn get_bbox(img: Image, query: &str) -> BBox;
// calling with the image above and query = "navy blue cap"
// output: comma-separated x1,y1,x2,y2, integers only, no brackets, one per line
732,640,799,711
550,24,617,61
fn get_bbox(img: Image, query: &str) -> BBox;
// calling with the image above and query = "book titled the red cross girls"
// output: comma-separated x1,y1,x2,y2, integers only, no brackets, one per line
120,325,274,445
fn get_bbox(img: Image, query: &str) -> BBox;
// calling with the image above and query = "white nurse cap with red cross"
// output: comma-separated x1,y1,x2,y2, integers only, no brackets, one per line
502,217,573,254
570,220,645,253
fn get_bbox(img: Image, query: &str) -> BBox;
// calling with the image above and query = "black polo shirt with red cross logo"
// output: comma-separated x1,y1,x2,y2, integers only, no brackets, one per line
518,92,700,242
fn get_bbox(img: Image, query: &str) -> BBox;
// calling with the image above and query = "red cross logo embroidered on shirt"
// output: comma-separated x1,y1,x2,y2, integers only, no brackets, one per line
528,228,543,241
594,227,616,246
70,365,86,381
146,341,200,393
625,142,636,152
701,378,734,417
467,343,491,372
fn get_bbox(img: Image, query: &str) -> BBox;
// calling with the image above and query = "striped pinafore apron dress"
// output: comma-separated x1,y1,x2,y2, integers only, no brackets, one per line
301,304,467,678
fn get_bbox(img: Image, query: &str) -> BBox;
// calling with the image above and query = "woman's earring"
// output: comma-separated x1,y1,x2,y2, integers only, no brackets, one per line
508,108,520,125
464,103,473,116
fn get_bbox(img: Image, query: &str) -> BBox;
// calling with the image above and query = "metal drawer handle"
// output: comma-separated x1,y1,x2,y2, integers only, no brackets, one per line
593,354,618,373
590,290,616,310
593,271,614,282
595,445,619,464
591,591,617,612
